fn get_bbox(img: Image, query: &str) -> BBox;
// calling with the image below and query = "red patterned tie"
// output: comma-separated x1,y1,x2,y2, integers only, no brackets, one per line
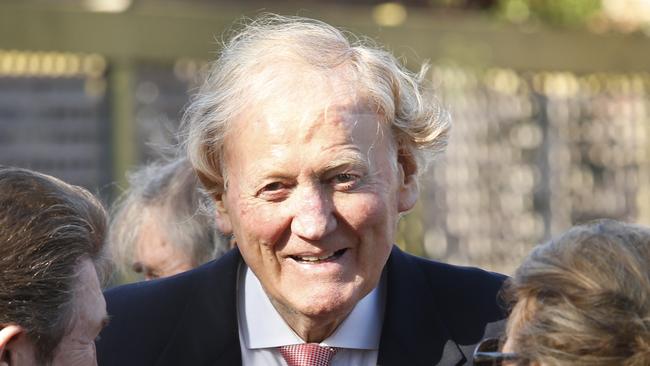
279,343,338,366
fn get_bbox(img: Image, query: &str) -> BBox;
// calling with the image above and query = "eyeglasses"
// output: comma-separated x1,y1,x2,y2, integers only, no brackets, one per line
473,338,521,366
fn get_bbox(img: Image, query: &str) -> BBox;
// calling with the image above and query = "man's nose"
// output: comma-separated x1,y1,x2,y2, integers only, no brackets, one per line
290,186,337,240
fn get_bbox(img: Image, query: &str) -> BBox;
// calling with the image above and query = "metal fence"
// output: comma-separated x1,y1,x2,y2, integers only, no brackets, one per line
1,51,649,275
412,66,650,274
0,51,112,199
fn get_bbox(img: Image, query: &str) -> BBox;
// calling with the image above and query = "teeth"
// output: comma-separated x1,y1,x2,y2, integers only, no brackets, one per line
291,249,346,263
298,253,335,262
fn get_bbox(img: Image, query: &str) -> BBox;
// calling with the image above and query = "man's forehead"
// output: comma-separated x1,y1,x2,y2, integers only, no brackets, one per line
223,107,391,180
65,259,107,336
74,260,105,311
237,98,381,138
243,63,371,122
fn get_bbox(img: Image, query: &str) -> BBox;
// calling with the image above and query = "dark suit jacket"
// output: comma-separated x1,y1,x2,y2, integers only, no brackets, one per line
97,246,506,366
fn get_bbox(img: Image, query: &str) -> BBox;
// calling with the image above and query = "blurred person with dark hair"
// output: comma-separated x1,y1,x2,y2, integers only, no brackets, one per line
473,219,650,366
98,15,506,366
109,157,230,281
0,166,109,365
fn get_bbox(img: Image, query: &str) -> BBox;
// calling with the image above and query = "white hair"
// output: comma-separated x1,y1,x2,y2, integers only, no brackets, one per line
108,158,229,277
182,14,450,195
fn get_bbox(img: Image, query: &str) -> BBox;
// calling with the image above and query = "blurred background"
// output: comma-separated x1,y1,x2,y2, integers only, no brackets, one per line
2,0,650,275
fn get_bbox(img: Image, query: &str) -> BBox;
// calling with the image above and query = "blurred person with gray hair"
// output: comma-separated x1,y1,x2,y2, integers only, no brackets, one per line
0,166,109,365
109,157,230,281
98,15,506,366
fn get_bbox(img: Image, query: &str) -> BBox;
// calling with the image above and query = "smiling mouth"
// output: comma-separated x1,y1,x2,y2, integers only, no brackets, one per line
290,248,348,263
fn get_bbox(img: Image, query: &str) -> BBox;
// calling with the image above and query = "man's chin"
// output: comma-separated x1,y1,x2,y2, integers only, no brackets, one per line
289,300,357,342
289,286,367,321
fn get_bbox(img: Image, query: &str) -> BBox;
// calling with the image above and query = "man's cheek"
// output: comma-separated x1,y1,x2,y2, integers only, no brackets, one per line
339,195,388,228
238,207,289,247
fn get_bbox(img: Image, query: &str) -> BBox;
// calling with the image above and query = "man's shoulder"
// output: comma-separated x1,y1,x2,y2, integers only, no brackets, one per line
379,247,507,365
105,248,240,305
402,249,507,294
389,246,506,298
97,249,242,366
106,261,203,304
388,247,507,326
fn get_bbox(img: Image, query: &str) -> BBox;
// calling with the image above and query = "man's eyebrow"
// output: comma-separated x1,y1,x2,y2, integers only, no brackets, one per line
320,153,368,173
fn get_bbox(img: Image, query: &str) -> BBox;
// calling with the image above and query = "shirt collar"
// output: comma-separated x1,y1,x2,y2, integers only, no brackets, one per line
237,264,385,350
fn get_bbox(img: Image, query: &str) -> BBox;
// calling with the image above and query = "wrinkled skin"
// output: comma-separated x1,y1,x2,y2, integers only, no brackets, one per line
215,80,418,342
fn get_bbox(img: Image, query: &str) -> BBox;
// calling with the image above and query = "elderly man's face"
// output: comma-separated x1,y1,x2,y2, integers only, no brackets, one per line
218,85,417,338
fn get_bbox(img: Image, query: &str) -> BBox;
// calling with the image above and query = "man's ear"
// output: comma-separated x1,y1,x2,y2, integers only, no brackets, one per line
0,324,24,366
396,146,419,213
213,192,233,235
196,166,233,235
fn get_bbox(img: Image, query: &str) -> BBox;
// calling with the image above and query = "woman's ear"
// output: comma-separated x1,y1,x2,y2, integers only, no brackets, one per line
0,324,24,366
396,146,419,213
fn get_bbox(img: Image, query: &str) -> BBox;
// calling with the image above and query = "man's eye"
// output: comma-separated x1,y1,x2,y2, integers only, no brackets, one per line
257,182,291,201
334,174,355,183
132,262,143,273
263,182,285,192
332,173,359,189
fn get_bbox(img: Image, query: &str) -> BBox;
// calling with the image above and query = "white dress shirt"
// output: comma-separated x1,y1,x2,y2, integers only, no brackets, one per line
237,264,386,366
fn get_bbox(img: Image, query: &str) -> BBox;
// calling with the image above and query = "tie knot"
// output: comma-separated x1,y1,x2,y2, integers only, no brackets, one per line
279,343,338,366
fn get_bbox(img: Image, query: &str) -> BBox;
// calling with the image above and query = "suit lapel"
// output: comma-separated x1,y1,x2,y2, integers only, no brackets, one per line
151,246,473,365
154,249,243,366
377,246,465,366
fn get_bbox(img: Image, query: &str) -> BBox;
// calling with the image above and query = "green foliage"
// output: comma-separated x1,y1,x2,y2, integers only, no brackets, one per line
497,0,602,27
